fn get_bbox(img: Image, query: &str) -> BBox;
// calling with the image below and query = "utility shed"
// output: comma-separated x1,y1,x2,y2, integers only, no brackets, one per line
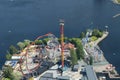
85,65,98,80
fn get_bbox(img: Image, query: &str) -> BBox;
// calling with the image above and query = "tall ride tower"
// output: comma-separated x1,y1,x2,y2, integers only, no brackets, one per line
60,20,64,68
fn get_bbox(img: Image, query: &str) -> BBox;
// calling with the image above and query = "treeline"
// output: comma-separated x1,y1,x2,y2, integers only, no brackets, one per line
6,36,85,67
6,38,50,60
58,37,85,66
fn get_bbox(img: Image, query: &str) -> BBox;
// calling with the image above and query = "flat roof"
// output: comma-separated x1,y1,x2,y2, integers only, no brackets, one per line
57,76,70,80
4,60,18,68
42,73,53,78
40,77,57,80
85,65,98,80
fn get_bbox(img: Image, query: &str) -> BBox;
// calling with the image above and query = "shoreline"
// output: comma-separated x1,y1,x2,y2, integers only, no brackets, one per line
91,31,120,77
84,31,120,77
93,31,109,46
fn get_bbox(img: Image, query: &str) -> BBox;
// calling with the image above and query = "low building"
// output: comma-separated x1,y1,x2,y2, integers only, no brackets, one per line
81,65,98,80
40,73,57,80
57,76,70,80
72,64,79,71
4,60,18,69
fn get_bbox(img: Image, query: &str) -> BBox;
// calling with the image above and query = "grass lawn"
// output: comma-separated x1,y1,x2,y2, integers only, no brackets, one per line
117,0,120,3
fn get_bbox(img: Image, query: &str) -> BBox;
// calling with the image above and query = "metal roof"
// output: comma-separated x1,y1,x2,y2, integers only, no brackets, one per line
85,65,98,80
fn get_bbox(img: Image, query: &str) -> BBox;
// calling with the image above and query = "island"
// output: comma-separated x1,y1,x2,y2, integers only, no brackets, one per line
0,24,120,80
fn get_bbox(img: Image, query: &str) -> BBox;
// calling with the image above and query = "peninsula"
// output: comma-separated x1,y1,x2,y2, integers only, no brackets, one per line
0,24,120,80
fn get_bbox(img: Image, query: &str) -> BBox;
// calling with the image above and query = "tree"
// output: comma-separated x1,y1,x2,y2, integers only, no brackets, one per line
24,39,31,47
68,38,85,60
9,45,18,55
34,40,43,45
17,42,25,50
89,56,93,65
91,36,97,41
80,32,85,39
6,51,12,60
3,66,14,80
76,43,85,60
92,29,103,38
43,38,50,45
70,48,78,66
2,78,11,80
12,72,22,80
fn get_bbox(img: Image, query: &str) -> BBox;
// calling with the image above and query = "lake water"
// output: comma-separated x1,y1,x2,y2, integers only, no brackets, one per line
0,0,120,75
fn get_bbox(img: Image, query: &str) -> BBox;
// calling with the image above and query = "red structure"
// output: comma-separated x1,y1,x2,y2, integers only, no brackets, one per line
60,20,64,68
19,33,52,76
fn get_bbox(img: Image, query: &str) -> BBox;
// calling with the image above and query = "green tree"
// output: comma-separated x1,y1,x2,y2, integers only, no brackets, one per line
92,29,103,38
24,39,31,47
68,38,85,60
89,56,93,65
17,42,25,50
9,45,18,55
80,32,85,39
12,72,22,80
3,66,14,80
34,40,43,45
6,51,12,60
70,48,78,66
91,36,97,41
2,78,11,80
76,43,85,60
43,38,50,45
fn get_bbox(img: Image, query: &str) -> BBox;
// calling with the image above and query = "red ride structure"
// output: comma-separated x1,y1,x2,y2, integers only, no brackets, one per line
19,33,52,76
19,21,65,77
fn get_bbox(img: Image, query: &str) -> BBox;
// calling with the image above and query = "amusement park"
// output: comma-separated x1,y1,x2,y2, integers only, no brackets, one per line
1,20,120,80
2,20,82,80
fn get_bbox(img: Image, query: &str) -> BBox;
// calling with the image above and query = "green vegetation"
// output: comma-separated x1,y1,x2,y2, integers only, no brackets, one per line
58,37,85,60
70,48,78,66
9,45,18,55
23,39,31,47
89,56,93,65
2,78,11,80
80,32,85,39
92,29,103,38
6,52,12,60
91,36,97,41
3,66,21,80
69,38,85,60
6,45,18,60
117,0,120,3
17,39,32,50
43,38,50,45
34,40,43,45
17,42,25,50
3,66,14,80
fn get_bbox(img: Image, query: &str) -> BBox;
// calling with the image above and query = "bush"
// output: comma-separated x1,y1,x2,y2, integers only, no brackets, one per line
92,29,103,38
91,36,97,41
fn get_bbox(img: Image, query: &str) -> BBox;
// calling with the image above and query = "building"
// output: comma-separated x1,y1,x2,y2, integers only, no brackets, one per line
81,65,98,80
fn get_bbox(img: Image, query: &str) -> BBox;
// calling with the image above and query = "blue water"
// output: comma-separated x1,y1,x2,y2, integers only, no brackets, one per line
0,0,120,75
